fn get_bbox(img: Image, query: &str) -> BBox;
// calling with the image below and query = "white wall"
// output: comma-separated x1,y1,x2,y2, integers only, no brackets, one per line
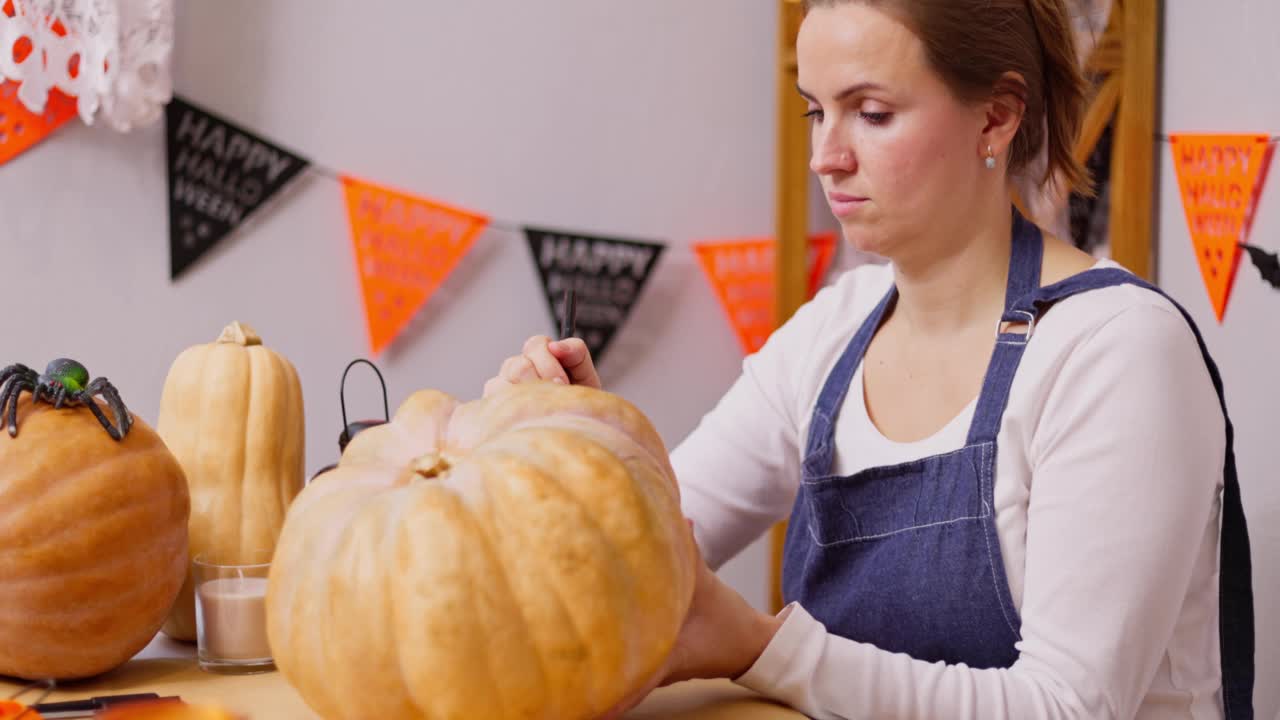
1159,3,1279,716
0,0,796,610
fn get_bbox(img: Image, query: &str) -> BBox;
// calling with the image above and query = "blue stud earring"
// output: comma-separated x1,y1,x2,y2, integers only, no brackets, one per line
985,146,997,170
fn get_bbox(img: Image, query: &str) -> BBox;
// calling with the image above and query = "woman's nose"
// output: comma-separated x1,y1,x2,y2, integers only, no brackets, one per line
811,134,855,175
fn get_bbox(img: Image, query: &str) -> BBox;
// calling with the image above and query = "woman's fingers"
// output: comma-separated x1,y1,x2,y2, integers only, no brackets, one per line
499,354,540,384
521,335,571,384
483,335,603,398
548,337,602,389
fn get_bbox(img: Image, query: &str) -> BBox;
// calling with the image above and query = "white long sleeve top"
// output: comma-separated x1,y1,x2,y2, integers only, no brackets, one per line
670,260,1227,719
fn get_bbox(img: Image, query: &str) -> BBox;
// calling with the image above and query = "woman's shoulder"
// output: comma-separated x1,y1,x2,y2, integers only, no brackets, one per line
1036,259,1200,347
1027,259,1217,404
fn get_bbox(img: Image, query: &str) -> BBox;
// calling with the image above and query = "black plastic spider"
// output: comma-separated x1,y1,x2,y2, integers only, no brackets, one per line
0,358,133,441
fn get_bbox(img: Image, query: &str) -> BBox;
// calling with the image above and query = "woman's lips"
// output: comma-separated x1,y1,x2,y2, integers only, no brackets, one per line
827,192,868,217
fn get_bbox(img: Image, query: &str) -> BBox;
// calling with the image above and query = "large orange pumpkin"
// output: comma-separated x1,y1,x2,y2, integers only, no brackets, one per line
266,383,697,720
0,397,190,680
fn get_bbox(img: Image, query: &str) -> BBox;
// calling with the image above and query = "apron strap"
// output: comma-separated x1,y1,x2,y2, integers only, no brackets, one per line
1003,209,1044,310
964,210,1044,445
801,287,897,478
1010,267,1256,719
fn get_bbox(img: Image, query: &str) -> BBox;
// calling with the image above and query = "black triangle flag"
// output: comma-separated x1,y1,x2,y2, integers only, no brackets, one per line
524,227,665,365
165,95,310,280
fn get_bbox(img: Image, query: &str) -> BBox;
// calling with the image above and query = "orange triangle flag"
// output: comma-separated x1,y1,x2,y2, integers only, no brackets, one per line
341,176,489,355
694,233,836,354
1170,134,1274,322
0,81,78,166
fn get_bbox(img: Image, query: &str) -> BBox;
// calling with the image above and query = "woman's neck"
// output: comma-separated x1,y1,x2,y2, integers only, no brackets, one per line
888,194,1015,339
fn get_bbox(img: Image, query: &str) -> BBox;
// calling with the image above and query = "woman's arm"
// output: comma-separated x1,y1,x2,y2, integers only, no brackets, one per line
670,278,846,570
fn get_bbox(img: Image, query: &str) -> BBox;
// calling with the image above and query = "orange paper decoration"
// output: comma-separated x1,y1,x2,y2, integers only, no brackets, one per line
0,81,77,166
1170,133,1274,322
341,176,489,355
0,701,40,719
694,233,836,354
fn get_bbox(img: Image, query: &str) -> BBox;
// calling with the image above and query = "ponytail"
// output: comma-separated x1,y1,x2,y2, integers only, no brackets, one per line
1024,0,1093,195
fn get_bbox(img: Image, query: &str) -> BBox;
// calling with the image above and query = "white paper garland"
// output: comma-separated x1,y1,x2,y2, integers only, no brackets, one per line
0,0,172,131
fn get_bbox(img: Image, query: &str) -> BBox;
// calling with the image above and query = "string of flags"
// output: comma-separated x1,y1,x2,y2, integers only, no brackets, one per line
159,95,838,359
4,81,1277,344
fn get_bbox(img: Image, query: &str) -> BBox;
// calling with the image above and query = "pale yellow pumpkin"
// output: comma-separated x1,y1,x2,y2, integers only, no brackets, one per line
0,396,189,680
157,322,305,641
266,383,697,720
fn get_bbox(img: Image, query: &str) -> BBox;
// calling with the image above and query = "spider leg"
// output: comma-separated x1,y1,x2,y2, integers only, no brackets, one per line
0,382,14,437
3,378,31,438
86,378,132,438
0,368,34,403
0,364,34,387
75,390,123,441
53,385,68,410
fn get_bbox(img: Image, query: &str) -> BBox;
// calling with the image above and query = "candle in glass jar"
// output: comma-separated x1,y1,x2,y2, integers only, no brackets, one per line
197,576,271,661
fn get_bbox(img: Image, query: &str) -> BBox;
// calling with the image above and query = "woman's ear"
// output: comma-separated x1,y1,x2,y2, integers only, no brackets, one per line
980,70,1028,161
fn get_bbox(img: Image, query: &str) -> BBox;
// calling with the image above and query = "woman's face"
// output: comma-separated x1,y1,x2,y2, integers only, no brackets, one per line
797,3,994,259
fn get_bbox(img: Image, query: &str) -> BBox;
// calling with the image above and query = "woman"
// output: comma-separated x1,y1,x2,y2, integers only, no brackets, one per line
486,1,1254,717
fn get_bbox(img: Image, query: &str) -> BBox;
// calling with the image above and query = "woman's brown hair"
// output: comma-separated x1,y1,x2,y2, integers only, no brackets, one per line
803,0,1092,195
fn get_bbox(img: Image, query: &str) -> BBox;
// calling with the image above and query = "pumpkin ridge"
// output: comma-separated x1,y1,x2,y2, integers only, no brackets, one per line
460,497,515,720
0,445,181,561
0,546,180,677
489,424,693,683
0,538,171,611
487,420,679,576
182,346,214,575
0,400,141,522
447,465,556,719
0,487,183,582
499,410,675,492
328,490,400,717
279,352,305,522
376,494,426,719
472,443,638,714
436,470,545,718
387,487,507,717
238,347,255,560
288,480,413,717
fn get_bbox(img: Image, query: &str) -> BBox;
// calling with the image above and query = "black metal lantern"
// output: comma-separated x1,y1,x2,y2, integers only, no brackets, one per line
311,358,390,480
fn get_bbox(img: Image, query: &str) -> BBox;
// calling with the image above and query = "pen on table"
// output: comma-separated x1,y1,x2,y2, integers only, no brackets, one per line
31,693,178,718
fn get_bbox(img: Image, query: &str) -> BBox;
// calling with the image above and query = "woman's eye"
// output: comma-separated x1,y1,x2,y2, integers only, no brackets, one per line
858,111,891,126
803,108,824,122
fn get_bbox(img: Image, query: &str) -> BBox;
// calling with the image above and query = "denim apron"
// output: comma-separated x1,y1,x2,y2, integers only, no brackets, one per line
781,210,1255,717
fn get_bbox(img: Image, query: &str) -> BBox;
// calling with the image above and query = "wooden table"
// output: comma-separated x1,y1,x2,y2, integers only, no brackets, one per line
1,635,804,719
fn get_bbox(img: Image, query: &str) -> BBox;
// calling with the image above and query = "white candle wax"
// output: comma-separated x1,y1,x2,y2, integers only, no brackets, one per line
197,576,272,661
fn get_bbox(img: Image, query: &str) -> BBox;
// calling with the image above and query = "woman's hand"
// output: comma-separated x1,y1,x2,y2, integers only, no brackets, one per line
598,527,788,719
483,335,602,396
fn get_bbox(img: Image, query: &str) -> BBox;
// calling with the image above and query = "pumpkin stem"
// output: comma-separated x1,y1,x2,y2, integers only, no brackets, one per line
411,452,451,479
216,322,263,346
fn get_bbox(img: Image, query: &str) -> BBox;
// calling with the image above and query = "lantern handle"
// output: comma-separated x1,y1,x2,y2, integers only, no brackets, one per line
339,358,390,431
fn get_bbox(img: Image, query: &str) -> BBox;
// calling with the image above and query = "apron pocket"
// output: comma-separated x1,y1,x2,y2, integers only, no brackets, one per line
802,443,991,546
